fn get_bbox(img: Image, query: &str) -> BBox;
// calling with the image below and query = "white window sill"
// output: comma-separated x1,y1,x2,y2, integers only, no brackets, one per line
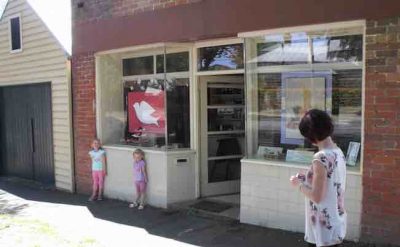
241,157,362,175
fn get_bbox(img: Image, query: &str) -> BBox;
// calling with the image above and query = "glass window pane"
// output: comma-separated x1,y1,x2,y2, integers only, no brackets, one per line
245,27,363,169
123,56,154,76
124,79,166,147
257,35,309,66
156,52,189,73
313,35,363,63
166,78,190,148
198,44,244,71
10,17,21,50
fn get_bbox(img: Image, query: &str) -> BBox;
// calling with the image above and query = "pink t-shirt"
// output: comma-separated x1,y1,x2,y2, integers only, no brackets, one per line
134,160,146,182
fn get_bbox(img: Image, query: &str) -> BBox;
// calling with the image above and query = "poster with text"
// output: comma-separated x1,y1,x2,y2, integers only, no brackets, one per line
128,90,165,135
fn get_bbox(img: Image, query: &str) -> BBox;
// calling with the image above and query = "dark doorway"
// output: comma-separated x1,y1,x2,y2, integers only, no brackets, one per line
0,83,54,184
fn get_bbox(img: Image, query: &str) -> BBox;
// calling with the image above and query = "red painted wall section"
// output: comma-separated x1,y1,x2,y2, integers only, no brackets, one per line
363,16,400,245
72,52,96,194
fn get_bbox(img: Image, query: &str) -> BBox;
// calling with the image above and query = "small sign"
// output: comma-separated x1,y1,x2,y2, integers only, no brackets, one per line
286,150,315,164
346,142,360,166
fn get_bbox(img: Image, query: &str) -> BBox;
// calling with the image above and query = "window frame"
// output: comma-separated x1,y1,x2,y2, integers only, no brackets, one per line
9,14,23,53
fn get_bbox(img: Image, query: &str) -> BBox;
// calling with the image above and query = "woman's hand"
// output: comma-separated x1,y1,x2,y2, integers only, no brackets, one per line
290,175,302,188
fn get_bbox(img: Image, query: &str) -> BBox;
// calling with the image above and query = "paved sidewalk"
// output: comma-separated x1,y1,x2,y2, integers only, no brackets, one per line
0,177,389,247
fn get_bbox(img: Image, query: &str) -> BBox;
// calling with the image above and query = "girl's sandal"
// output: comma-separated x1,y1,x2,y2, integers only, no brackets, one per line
129,202,138,208
88,196,96,202
138,204,144,210
97,196,103,201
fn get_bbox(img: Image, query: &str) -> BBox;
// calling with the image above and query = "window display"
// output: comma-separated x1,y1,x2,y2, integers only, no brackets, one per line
99,47,191,150
245,26,363,169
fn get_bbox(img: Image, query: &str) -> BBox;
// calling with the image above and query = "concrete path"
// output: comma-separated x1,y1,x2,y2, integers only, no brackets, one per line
0,177,383,247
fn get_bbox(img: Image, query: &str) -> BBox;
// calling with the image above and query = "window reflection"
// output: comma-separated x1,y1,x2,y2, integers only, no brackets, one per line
198,44,244,71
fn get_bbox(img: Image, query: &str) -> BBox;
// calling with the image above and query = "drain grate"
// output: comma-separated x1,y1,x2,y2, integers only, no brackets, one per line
190,200,232,213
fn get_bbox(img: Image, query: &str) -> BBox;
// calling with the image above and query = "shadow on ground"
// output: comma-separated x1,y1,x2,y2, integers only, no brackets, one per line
0,177,395,247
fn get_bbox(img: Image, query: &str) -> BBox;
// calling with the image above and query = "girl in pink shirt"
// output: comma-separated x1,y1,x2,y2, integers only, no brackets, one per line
129,149,148,210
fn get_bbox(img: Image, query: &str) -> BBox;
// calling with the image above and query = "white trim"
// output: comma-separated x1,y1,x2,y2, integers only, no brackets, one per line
196,69,245,76
360,24,366,175
95,43,166,56
122,72,190,82
255,63,363,74
238,20,366,38
194,38,243,48
241,158,362,175
8,13,23,53
95,42,193,56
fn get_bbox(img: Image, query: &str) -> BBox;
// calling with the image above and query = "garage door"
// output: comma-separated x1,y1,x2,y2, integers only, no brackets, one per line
0,83,54,184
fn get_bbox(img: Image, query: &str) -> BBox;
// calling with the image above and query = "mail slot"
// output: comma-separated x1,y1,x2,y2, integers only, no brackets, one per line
175,158,189,166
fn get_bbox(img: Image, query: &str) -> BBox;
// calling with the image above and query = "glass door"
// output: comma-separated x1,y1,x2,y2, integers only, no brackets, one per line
200,76,245,197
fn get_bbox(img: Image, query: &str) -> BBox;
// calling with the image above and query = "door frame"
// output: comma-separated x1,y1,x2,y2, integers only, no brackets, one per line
198,75,245,197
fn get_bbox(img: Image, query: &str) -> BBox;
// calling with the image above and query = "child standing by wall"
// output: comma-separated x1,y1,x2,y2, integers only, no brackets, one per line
129,149,148,210
88,139,107,201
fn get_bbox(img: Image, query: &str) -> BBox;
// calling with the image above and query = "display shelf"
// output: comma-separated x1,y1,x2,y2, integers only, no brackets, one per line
208,155,244,161
208,130,245,135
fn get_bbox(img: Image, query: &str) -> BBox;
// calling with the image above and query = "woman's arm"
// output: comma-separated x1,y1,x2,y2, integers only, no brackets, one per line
301,161,327,203
290,161,327,204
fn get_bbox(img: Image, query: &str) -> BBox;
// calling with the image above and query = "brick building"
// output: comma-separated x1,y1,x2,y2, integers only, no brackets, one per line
72,0,400,245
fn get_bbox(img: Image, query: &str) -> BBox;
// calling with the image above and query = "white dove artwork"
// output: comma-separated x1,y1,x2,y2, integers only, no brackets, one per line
133,101,160,126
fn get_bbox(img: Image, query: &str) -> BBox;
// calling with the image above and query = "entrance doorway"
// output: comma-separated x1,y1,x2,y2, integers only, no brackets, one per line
199,75,245,197
0,83,54,184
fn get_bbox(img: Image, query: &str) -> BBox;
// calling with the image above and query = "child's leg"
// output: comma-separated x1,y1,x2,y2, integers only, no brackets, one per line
90,172,99,200
139,182,146,205
97,172,105,200
134,182,141,203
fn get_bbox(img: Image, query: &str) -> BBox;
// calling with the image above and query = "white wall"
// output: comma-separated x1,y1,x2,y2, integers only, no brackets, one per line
103,146,196,208
0,0,73,191
240,159,362,241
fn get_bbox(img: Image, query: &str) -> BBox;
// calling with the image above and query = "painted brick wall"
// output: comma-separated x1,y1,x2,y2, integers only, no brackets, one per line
363,16,400,245
71,52,96,194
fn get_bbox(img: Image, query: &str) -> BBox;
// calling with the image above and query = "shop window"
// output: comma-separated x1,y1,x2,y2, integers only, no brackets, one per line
120,50,191,149
198,44,244,71
10,16,22,51
245,26,363,169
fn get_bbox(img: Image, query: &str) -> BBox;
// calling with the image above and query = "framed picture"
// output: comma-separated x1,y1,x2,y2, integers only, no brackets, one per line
346,142,360,166
286,150,315,164
280,72,332,145
257,146,283,159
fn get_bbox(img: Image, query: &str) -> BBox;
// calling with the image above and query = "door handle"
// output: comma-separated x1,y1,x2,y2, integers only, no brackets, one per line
30,118,35,153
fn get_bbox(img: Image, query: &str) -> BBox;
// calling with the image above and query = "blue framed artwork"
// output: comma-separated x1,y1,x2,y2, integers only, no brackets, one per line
280,72,332,145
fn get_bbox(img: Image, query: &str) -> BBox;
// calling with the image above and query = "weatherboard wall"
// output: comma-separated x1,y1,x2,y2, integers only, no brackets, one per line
0,0,74,191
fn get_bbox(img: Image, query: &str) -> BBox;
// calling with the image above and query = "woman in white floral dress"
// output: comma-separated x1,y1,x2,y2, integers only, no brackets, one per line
290,109,346,247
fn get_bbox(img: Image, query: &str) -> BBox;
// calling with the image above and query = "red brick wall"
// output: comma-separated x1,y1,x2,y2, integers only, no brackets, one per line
71,52,96,194
363,16,400,244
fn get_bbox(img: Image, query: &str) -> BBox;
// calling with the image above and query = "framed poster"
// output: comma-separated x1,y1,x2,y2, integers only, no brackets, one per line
257,146,283,159
127,90,165,135
280,72,332,145
346,141,360,166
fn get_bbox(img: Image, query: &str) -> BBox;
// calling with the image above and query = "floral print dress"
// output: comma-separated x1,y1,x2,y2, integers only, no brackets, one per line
304,148,347,247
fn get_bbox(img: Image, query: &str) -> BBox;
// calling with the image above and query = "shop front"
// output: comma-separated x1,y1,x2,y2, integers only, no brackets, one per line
93,20,364,240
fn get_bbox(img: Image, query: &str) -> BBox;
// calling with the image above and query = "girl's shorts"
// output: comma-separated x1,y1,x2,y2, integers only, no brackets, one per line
92,171,105,186
135,181,146,193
